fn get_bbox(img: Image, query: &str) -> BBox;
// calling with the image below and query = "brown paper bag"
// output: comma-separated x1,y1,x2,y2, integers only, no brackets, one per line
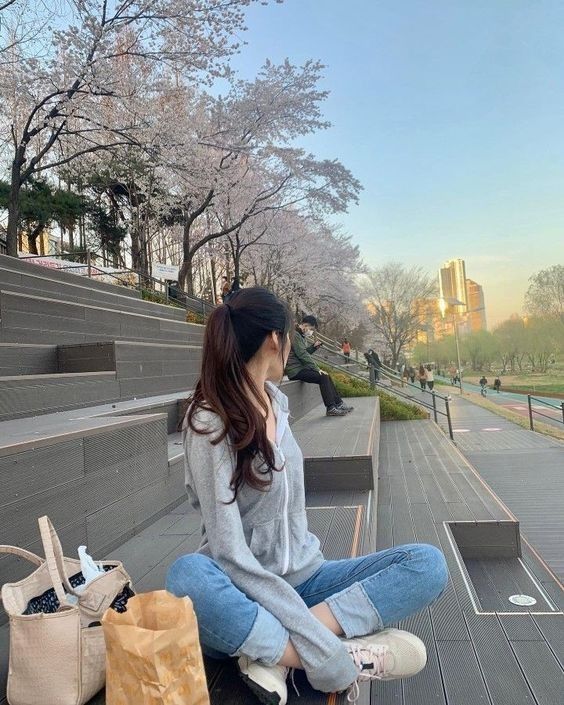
102,590,210,705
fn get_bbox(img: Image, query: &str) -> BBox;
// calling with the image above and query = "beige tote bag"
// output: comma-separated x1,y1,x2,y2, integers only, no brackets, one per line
1,516,132,705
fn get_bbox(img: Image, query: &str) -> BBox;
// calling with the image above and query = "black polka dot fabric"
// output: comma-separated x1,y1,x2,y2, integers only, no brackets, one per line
23,565,134,616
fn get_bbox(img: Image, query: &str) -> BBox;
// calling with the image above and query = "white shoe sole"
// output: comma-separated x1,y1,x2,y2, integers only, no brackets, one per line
239,672,285,705
237,658,288,705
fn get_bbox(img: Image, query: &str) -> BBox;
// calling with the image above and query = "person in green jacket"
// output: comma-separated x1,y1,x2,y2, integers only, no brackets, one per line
286,315,353,417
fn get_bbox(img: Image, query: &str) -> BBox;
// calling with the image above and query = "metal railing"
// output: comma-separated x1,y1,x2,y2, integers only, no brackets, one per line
18,251,215,319
526,395,564,431
313,348,454,440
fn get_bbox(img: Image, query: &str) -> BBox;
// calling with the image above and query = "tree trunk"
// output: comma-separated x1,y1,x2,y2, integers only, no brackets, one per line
6,154,23,257
27,222,44,255
180,211,194,294
179,256,194,295
233,249,241,281
210,257,218,302
27,231,39,255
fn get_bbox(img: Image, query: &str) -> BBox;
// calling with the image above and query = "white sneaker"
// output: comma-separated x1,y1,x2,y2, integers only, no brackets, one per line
238,655,289,705
342,628,427,702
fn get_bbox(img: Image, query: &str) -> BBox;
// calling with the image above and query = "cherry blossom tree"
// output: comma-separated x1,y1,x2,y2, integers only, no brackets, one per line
241,210,366,329
146,59,360,292
0,0,278,256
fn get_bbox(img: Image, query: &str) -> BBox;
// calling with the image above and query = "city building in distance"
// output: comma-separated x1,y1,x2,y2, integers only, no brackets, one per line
439,258,468,315
437,258,487,336
465,278,487,332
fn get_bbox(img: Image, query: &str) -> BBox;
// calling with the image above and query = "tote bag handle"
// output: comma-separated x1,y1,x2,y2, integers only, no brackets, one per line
0,545,44,566
38,516,78,607
0,545,44,605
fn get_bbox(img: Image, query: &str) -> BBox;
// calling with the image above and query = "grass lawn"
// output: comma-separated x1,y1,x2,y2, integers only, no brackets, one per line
319,364,428,421
465,372,564,397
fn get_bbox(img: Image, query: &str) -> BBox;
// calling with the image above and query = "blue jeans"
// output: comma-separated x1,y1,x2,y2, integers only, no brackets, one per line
166,543,448,666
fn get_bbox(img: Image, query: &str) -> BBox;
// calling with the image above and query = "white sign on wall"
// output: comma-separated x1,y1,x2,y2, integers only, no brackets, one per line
153,263,179,280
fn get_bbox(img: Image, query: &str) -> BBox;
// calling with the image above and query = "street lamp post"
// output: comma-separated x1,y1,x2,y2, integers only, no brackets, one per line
439,297,465,395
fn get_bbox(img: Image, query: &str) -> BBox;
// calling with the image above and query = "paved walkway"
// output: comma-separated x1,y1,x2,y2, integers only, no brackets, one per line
436,393,564,580
438,376,564,431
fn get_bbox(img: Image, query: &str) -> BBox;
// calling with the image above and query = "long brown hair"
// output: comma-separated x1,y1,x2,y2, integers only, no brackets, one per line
187,287,293,500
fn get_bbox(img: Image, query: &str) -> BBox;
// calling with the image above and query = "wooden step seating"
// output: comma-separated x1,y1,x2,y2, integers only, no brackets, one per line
4,395,561,704
0,341,202,420
0,289,204,346
0,252,185,321
292,396,380,492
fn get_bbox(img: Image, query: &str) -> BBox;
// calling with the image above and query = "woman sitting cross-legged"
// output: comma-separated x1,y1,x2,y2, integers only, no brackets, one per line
166,287,448,704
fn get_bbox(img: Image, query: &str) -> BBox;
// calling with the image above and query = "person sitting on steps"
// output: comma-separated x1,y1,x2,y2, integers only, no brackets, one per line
286,314,353,417
165,288,449,705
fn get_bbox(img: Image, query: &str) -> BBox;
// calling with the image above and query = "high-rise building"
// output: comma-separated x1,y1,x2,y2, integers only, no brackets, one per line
439,259,467,313
436,258,487,337
465,279,487,331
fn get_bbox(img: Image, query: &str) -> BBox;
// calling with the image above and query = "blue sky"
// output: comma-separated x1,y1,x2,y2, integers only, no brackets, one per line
232,0,564,325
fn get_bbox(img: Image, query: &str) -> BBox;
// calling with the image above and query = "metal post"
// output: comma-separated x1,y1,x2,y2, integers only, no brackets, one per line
561,402,564,426
453,316,463,395
527,395,534,431
432,391,438,423
86,251,92,278
445,397,454,441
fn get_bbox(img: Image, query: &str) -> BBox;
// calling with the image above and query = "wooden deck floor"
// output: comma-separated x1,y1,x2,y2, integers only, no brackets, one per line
2,414,562,705
373,420,563,705
89,418,564,705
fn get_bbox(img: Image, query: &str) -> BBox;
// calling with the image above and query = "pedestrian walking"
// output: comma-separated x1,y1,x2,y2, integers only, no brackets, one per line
425,366,435,392
493,377,501,393
408,366,416,384
402,367,410,387
418,365,427,391
364,349,381,383
342,338,351,365
479,375,488,397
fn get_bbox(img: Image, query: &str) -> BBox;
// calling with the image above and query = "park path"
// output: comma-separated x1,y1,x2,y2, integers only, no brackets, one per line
435,392,564,580
443,377,564,430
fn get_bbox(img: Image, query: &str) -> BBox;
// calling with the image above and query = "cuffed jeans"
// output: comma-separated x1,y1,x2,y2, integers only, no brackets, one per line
289,368,342,409
166,543,448,667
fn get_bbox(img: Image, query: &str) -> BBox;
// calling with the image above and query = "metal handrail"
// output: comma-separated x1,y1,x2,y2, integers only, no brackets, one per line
315,353,454,440
19,251,215,318
314,331,452,404
526,394,564,430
